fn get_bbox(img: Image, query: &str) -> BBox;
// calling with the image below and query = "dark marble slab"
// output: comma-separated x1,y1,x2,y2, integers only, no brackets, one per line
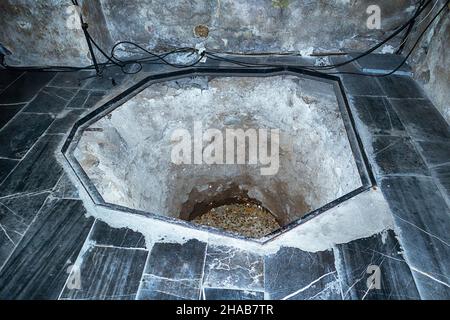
0,192,49,269
47,109,84,134
0,159,18,184
89,220,146,249
22,87,77,114
48,71,95,88
0,135,64,197
144,239,207,279
370,135,430,177
61,245,147,300
389,99,450,142
330,55,384,96
66,90,106,109
335,230,420,300
0,206,25,270
350,53,412,75
52,172,79,199
415,141,450,168
330,55,362,73
203,288,264,300
433,164,450,201
339,74,385,96
202,245,264,291
137,288,187,300
84,67,128,91
287,272,342,300
349,96,406,136
138,239,207,300
0,191,49,227
0,113,54,159
378,76,426,99
137,274,201,300
265,246,339,300
0,70,23,91
0,198,94,299
0,103,24,129
0,72,56,104
381,176,450,299
411,270,450,300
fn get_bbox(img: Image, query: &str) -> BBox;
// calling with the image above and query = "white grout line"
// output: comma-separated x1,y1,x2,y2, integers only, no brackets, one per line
134,241,154,300
198,242,209,300
0,191,51,274
0,72,25,95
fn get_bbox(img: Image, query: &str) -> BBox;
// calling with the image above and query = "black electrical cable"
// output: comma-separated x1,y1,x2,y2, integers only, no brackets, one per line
311,0,434,70
322,0,449,77
110,41,203,69
199,0,435,71
0,0,443,78
200,0,448,78
181,0,437,72
0,0,432,73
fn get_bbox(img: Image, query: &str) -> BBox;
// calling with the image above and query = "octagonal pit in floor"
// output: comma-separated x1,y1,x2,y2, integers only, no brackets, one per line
72,73,367,239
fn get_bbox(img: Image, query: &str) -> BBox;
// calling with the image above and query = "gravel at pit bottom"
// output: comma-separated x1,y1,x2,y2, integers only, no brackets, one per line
192,203,281,238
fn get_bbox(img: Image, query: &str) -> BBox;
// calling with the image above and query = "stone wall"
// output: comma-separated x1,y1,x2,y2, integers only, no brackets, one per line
99,0,415,53
410,2,450,123
0,0,91,66
1,0,416,66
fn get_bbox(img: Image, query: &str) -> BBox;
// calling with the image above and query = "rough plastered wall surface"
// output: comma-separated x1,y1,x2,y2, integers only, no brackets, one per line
0,0,416,65
411,10,450,123
0,0,92,66
100,0,415,53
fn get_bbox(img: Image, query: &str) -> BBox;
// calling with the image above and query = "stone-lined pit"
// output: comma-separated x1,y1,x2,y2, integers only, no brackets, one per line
74,75,362,238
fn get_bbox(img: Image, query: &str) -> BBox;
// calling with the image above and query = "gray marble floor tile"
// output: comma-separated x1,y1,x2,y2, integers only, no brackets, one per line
349,96,405,136
84,67,128,91
22,87,77,114
66,90,106,109
144,239,207,279
202,245,264,291
415,141,450,168
52,172,79,199
48,71,95,88
264,246,338,300
0,103,25,129
381,176,450,299
0,113,54,159
0,192,49,269
61,245,147,300
339,74,385,96
350,53,412,75
0,159,18,184
137,239,207,300
389,98,450,142
0,198,94,299
203,288,264,300
370,135,430,177
0,72,56,104
433,164,450,201
378,76,426,99
137,274,200,300
46,109,84,134
0,70,23,92
89,220,146,249
335,230,420,300
0,135,64,197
